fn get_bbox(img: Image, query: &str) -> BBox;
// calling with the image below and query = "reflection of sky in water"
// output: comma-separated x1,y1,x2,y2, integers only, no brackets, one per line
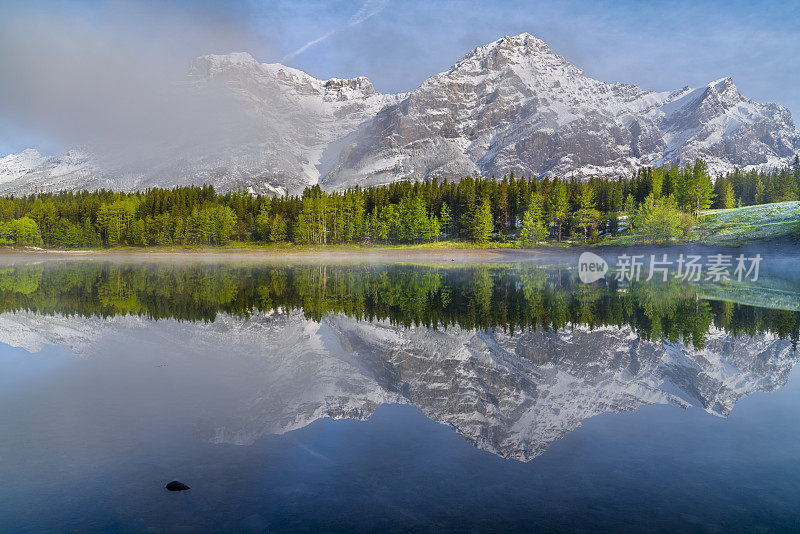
0,259,799,531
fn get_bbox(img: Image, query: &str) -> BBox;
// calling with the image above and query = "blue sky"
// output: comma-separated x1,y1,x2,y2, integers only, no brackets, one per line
1,0,798,157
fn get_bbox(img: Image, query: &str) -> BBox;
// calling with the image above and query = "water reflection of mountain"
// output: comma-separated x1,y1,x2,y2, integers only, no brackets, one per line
1,307,795,461
0,262,798,349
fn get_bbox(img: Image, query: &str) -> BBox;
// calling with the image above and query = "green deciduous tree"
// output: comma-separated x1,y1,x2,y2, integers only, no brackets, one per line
548,180,569,241
97,198,139,246
0,216,44,246
573,186,600,242
630,194,681,244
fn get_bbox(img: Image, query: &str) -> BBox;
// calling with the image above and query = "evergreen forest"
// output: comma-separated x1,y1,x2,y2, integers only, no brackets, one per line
1,157,798,248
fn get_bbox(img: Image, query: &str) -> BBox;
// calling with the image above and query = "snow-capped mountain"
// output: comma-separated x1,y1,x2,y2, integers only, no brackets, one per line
2,33,798,195
1,309,795,461
325,34,798,189
0,149,44,184
0,148,109,192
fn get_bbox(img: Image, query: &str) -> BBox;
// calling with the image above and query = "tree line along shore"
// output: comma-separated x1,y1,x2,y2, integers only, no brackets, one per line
0,157,798,250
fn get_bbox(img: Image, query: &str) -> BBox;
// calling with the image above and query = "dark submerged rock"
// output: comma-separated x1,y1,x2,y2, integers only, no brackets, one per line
165,480,190,491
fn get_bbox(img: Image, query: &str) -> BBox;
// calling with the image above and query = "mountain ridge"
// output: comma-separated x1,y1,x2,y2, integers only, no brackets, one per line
2,33,798,195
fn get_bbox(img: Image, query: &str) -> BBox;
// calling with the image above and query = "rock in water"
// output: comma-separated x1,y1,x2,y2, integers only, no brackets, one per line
165,480,190,491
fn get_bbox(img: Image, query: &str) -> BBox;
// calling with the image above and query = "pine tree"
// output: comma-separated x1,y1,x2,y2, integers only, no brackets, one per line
713,176,736,209
496,180,509,231
256,201,273,241
689,159,715,217
768,168,799,202
520,192,547,246
755,176,766,204
650,168,664,198
270,214,287,243
721,181,735,208
611,179,624,212
623,194,637,236
674,165,693,213
548,180,569,241
439,203,452,238
573,186,600,242
794,155,800,200
472,198,493,244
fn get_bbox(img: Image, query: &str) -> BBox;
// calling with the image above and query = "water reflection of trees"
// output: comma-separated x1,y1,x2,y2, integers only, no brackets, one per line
0,263,797,349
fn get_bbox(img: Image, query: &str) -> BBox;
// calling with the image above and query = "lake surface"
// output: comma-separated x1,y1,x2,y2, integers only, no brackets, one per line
1,249,799,532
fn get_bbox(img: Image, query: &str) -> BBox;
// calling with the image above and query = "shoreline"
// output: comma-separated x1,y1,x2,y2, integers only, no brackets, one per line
1,238,796,265
0,245,563,264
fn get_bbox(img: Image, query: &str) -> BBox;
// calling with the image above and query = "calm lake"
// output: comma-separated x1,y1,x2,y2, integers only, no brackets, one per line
1,248,799,532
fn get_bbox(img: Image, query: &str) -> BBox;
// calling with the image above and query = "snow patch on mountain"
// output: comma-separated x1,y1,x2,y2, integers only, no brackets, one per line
0,149,44,184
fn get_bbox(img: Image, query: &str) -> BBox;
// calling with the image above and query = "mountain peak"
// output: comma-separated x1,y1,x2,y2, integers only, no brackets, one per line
473,32,555,59
700,76,743,108
190,52,261,77
497,32,547,46
707,76,739,97
447,31,570,78
708,76,734,89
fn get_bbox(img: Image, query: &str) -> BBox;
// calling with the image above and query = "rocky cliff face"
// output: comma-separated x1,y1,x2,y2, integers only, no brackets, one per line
2,33,798,195
1,309,794,461
324,34,798,189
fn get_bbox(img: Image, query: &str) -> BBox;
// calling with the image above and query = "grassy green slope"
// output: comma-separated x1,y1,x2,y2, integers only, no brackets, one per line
697,201,800,245
597,201,799,247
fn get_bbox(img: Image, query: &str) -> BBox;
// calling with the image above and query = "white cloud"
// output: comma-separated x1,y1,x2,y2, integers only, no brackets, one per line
283,29,337,61
282,0,389,62
348,0,389,26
